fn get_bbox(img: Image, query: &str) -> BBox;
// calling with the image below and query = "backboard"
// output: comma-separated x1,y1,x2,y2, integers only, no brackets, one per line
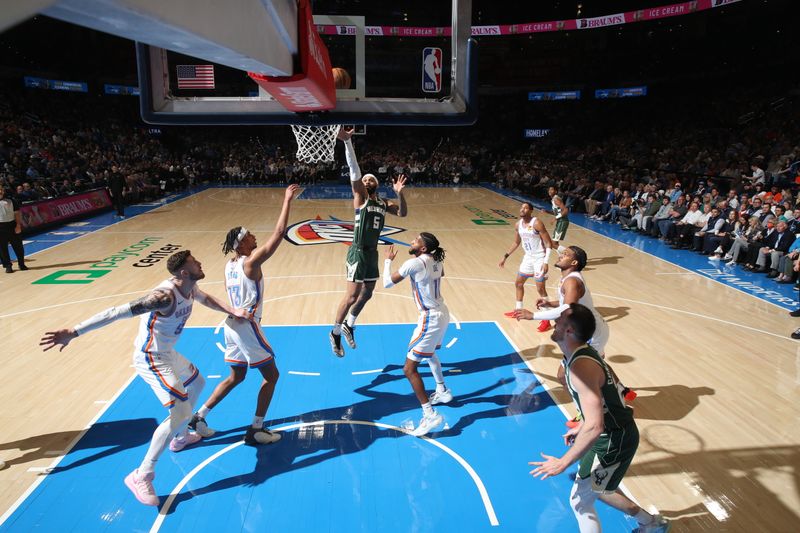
134,1,477,126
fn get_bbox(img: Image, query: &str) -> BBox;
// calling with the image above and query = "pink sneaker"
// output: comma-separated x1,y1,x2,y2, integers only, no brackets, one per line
169,432,202,452
124,469,159,506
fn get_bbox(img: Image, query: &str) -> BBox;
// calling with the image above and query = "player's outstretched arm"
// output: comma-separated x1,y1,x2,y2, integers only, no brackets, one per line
386,174,408,217
246,184,299,271
40,289,174,351
195,289,249,319
339,128,367,207
382,245,406,288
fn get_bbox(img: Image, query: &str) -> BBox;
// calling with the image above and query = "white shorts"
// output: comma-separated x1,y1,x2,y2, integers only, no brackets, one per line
223,316,275,368
518,254,547,282
407,307,450,362
133,348,199,408
588,315,610,356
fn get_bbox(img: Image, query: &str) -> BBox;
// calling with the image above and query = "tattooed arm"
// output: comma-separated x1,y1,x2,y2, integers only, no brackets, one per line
39,289,173,352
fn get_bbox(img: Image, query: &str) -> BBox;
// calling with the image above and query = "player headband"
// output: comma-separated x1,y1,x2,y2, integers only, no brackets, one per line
234,227,248,249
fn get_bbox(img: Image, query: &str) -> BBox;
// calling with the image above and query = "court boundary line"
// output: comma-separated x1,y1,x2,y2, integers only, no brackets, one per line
150,419,499,532
482,185,797,312
0,374,138,527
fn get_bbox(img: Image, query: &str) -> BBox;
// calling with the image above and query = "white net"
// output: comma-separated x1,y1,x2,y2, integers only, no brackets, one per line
291,124,341,163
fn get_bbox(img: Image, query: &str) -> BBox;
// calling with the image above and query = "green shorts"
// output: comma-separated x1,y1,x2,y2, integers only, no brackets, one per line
553,218,570,241
577,422,639,493
345,246,379,283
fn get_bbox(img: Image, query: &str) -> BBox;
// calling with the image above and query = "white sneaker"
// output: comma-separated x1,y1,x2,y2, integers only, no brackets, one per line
708,255,720,261
411,411,444,436
722,254,733,261
429,388,453,405
725,259,736,266
635,514,671,533
713,246,723,254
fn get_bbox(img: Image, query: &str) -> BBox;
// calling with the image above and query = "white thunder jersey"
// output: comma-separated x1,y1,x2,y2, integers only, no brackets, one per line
519,218,546,258
225,256,264,321
398,254,445,312
559,271,609,352
135,279,195,353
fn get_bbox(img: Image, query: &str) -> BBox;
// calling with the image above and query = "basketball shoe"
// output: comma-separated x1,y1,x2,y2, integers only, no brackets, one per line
329,331,344,357
412,411,444,436
188,413,215,438
537,319,551,332
124,469,159,506
169,432,202,452
341,323,357,349
634,515,671,532
244,427,282,445
429,388,453,405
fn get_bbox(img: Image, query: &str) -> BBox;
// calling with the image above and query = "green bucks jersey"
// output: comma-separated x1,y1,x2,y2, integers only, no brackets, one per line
565,345,633,431
552,198,566,220
352,197,387,248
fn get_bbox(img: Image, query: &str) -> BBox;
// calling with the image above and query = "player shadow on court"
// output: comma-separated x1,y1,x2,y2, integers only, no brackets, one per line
161,353,538,512
582,255,623,270
621,385,715,421
629,427,800,532
595,305,630,323
0,418,156,472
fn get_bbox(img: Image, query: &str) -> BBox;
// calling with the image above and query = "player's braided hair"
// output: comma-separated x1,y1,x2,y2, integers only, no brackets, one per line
222,226,243,255
420,232,445,263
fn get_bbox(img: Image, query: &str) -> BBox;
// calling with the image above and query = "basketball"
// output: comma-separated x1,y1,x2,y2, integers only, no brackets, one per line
332,67,351,90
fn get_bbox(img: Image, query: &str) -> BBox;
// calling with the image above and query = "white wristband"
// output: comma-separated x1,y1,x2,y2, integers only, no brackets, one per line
74,303,133,336
383,259,395,288
544,247,552,262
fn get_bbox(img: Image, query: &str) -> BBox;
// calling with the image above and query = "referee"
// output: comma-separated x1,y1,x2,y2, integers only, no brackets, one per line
0,186,27,273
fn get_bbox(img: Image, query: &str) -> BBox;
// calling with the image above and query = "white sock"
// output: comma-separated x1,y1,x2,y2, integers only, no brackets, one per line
345,313,358,327
634,509,654,525
427,355,445,386
515,301,523,310
421,402,433,416
252,415,264,429
197,404,211,418
332,323,342,335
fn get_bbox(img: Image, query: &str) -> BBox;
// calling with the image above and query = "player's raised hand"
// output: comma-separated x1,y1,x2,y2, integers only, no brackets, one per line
285,183,300,201
337,127,354,142
385,244,398,261
392,174,407,194
40,328,78,352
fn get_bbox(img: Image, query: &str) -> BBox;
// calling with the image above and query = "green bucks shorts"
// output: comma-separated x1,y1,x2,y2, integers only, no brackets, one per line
553,218,570,241
345,246,379,283
577,422,639,493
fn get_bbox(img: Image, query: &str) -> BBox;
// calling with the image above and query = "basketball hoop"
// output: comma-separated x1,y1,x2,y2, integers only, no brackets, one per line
291,124,341,163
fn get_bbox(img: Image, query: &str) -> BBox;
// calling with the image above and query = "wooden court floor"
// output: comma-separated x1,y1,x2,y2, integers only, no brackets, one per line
0,186,797,531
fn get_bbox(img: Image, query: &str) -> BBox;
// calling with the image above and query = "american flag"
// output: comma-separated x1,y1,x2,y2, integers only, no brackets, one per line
176,65,215,89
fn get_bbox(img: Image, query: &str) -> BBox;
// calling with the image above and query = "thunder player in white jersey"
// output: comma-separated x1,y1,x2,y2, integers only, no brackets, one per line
192,185,297,446
514,246,635,425
383,233,452,437
40,251,246,506
499,201,555,332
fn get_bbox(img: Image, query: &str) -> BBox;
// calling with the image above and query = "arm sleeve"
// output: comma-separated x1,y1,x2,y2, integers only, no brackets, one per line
383,259,395,288
532,303,569,321
74,303,133,336
343,139,362,182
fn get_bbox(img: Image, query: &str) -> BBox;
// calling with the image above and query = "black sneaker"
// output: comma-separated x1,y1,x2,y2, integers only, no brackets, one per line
244,427,281,445
791,309,800,318
792,328,800,340
329,331,344,357
188,413,215,437
341,323,357,349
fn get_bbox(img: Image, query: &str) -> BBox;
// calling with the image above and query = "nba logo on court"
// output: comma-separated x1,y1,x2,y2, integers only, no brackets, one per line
422,47,442,93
